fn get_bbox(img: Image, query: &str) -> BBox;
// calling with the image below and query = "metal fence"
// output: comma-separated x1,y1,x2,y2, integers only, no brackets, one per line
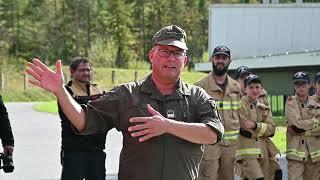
269,95,285,117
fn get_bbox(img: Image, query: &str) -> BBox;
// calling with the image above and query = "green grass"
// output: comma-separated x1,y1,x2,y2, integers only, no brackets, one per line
1,89,56,102
272,126,286,153
33,100,58,114
90,68,207,90
0,65,207,101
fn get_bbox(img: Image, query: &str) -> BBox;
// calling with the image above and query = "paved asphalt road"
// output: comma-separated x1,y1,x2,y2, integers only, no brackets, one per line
0,102,288,180
0,102,120,180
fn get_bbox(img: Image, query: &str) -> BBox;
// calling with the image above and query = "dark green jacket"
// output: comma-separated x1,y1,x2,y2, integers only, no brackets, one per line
80,75,224,180
0,95,14,147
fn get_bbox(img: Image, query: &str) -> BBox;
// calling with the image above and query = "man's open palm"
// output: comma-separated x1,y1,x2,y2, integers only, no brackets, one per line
26,59,64,95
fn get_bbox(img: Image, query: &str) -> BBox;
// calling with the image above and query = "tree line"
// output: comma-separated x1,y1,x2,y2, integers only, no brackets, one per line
0,0,304,69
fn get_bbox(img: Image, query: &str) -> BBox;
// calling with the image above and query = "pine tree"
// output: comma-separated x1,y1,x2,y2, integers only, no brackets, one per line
104,0,135,68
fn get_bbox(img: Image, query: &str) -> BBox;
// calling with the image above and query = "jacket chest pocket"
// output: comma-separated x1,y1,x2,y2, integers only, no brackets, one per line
163,100,191,122
128,103,148,117
123,102,158,129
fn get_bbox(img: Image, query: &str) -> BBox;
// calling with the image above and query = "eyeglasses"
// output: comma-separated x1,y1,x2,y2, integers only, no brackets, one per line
157,49,185,59
76,68,92,73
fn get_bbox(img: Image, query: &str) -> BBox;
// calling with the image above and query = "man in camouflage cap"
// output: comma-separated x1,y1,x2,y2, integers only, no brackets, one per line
26,25,224,180
152,25,188,50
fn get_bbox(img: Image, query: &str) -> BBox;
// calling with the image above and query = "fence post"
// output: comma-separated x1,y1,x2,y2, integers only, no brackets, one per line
24,73,28,91
270,95,273,114
112,70,115,84
0,68,3,91
65,72,70,82
134,70,138,82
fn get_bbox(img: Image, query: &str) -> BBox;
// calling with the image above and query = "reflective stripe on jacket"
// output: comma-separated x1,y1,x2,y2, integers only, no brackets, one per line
285,95,320,162
236,96,276,160
195,73,241,146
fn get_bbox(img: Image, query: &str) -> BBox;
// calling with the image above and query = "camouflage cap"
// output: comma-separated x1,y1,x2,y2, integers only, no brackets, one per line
152,25,188,50
212,46,231,58
315,72,320,83
235,66,251,79
244,74,261,87
292,71,310,84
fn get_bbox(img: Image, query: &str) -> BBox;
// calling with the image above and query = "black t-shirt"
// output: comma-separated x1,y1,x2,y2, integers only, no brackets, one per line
217,78,228,93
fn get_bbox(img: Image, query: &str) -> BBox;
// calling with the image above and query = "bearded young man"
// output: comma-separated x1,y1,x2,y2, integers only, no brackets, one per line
195,46,241,180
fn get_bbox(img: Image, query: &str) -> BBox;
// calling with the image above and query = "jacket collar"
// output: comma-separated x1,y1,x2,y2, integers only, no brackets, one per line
141,74,190,101
295,95,309,104
68,78,103,96
207,72,239,94
70,78,89,95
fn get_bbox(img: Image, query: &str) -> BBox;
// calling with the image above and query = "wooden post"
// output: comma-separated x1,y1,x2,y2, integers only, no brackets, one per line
24,73,28,91
65,72,70,82
0,68,3,91
134,70,138,82
112,70,115,84
270,95,273,115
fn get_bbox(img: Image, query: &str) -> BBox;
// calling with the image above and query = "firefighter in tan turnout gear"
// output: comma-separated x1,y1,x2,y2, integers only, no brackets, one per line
196,46,241,180
235,66,282,180
235,74,277,180
308,72,320,137
286,72,320,180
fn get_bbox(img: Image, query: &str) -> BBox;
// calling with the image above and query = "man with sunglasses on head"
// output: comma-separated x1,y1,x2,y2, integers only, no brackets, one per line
26,25,224,180
58,57,106,180
195,46,241,180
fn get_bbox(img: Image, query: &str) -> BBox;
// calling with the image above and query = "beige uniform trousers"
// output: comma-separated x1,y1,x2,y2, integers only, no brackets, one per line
288,157,320,180
199,143,236,180
268,157,281,179
236,158,269,180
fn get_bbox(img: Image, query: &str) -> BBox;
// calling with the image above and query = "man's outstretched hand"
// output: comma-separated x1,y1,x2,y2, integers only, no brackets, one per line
128,104,171,142
26,59,64,95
